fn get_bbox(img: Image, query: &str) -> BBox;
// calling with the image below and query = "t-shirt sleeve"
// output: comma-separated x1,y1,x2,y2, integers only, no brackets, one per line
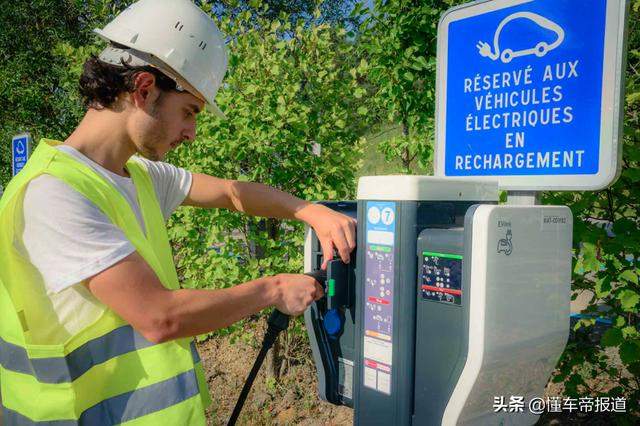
135,157,192,220
19,175,136,294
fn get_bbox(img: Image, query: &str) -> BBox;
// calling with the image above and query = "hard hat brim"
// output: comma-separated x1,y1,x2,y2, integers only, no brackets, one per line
94,29,227,119
206,102,226,119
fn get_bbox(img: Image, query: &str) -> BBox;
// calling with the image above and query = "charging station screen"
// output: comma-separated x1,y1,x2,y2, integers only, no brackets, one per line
421,252,463,306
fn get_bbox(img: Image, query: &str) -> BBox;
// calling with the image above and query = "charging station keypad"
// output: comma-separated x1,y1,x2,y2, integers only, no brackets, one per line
421,252,462,305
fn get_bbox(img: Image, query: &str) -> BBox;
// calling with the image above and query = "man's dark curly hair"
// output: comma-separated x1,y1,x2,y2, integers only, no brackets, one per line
79,54,179,109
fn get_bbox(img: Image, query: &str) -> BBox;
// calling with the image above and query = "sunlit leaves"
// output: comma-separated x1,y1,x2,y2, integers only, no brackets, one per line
166,5,366,313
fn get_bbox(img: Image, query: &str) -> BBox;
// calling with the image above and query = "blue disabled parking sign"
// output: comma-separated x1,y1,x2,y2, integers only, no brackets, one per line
434,0,629,190
12,133,32,176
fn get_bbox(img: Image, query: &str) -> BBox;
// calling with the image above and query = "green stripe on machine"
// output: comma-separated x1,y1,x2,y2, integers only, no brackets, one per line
328,279,336,297
422,251,463,260
369,245,392,253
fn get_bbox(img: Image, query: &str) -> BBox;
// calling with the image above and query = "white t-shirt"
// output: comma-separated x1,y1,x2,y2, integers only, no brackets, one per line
18,145,192,337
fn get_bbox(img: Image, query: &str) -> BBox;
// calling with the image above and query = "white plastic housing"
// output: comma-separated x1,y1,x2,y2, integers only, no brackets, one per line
444,205,573,426
357,176,498,201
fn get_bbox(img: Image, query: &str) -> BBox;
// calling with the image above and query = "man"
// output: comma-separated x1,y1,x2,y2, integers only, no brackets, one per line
0,0,355,424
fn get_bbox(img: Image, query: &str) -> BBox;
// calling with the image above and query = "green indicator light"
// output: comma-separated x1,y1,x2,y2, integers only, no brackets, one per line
370,245,392,253
328,279,336,297
422,251,463,260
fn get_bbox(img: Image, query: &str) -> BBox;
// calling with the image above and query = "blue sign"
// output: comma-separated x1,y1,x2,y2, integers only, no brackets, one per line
12,134,31,176
435,0,628,190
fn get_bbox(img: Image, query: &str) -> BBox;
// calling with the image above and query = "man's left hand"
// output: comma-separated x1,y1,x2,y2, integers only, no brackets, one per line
297,204,357,270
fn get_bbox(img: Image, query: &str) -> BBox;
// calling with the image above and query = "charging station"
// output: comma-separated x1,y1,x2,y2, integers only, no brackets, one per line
304,181,572,425
303,0,629,424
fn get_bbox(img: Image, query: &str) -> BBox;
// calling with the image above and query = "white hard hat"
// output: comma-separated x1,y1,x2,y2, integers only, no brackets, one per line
94,0,228,117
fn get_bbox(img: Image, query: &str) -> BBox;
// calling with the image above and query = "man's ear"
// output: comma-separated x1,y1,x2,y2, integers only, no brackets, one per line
130,72,160,110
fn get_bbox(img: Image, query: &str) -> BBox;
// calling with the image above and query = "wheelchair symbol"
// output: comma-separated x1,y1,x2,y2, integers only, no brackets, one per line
14,140,25,155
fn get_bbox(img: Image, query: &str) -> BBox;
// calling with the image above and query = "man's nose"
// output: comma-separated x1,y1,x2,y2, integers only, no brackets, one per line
182,124,196,142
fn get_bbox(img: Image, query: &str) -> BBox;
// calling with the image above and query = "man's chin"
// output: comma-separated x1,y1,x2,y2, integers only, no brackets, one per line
137,148,163,162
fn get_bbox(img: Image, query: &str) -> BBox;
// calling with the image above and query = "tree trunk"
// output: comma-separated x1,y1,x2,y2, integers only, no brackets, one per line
401,120,411,171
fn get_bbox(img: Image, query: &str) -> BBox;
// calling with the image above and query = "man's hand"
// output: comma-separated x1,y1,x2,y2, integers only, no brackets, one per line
296,204,357,269
273,273,324,316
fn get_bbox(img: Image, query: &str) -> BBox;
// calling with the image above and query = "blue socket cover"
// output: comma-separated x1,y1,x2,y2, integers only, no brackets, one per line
323,309,343,337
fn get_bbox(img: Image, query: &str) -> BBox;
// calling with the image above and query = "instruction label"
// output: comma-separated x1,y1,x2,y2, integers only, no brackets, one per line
421,252,463,305
363,201,396,395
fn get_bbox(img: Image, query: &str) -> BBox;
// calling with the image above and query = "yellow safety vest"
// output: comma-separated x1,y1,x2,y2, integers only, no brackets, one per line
0,139,211,425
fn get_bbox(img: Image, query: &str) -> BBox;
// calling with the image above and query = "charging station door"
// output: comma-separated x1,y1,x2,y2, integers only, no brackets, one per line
414,228,467,426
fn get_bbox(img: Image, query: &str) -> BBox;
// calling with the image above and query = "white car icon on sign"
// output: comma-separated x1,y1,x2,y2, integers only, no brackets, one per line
476,11,565,63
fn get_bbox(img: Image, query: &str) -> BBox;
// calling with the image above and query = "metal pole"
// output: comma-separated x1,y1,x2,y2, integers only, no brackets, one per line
506,191,540,206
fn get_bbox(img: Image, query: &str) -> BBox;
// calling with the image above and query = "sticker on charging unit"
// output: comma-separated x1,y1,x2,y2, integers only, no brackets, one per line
363,201,396,395
421,252,463,305
366,202,396,246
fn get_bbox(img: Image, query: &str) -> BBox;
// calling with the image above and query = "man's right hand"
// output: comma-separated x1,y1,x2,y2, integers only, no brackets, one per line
273,273,324,316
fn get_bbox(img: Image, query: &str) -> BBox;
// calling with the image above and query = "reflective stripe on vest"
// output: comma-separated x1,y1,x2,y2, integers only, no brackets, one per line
0,327,201,384
2,368,200,425
0,326,154,383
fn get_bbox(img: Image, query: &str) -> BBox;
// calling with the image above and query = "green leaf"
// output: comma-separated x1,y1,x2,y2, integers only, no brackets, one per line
357,58,368,73
580,243,601,272
618,289,640,311
601,327,623,347
628,362,640,376
620,269,639,285
626,91,640,104
595,277,612,298
573,318,594,331
622,326,639,338
625,168,640,182
354,87,366,99
619,340,640,364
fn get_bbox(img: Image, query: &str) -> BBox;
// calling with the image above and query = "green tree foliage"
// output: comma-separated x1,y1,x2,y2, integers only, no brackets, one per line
0,1,83,187
205,0,360,27
0,0,353,189
544,1,640,418
0,0,139,188
164,4,366,320
357,0,457,173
